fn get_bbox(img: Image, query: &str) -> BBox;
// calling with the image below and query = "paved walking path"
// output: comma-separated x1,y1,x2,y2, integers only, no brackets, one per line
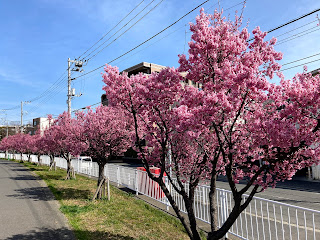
0,159,75,240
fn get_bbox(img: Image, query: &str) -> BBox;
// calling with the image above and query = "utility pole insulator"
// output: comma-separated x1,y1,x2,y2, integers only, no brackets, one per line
67,58,84,116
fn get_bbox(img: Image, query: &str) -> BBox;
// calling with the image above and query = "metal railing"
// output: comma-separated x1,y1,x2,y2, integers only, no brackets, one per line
1,152,319,240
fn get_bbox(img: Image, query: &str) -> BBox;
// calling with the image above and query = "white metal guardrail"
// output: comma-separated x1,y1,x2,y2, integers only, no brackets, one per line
1,153,319,240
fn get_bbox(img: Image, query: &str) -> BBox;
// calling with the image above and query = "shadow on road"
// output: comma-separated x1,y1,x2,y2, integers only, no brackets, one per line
5,227,75,240
10,168,29,172
216,175,320,194
6,187,55,201
5,227,134,240
274,177,320,193
9,175,38,181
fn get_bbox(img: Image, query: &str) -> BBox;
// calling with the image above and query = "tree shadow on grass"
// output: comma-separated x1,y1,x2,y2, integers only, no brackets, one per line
36,174,64,180
74,230,135,240
5,227,135,240
28,167,46,172
48,186,93,201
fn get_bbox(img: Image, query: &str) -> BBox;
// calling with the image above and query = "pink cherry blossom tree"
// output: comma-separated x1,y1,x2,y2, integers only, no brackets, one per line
11,133,27,161
40,115,60,169
3,134,18,158
47,112,86,179
30,132,44,165
75,105,133,198
103,8,320,240
0,135,10,158
22,134,36,162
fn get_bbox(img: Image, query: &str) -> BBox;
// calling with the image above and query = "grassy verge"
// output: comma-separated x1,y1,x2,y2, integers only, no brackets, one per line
18,161,190,240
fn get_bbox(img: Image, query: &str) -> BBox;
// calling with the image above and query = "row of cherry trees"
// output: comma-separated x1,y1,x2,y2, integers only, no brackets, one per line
1,8,320,240
0,133,41,162
0,107,133,184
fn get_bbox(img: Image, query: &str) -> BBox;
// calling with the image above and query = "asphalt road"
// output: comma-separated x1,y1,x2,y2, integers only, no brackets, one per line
0,160,75,240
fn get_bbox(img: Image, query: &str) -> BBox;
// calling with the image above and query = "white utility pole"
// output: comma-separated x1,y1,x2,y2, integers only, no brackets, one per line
21,101,23,130
68,58,71,116
67,58,83,116
20,101,30,133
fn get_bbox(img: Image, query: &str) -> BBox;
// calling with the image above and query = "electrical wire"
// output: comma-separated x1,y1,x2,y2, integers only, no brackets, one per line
77,0,145,60
73,0,211,81
272,20,318,39
247,7,320,41
2,1,147,114
69,1,250,114
83,0,159,60
282,58,320,71
86,0,164,61
275,26,320,46
282,52,320,66
27,70,68,102
72,102,102,113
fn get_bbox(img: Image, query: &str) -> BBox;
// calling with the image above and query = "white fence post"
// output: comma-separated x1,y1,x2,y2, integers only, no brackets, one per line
117,166,120,187
135,169,139,195
220,191,229,239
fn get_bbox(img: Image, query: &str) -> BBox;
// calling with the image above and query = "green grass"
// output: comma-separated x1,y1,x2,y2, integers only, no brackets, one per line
17,161,190,240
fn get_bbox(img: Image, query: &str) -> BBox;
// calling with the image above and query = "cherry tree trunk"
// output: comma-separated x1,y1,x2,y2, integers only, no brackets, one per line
49,155,55,170
37,154,42,166
65,157,72,180
96,163,106,199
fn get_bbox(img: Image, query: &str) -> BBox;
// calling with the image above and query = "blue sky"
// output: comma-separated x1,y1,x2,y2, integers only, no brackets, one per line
0,0,320,125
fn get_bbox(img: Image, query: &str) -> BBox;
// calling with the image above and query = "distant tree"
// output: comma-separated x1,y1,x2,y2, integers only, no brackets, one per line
0,135,10,158
103,9,320,240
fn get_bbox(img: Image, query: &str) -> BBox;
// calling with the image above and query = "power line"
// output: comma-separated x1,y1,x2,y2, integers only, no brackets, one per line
72,102,102,113
112,1,246,66
275,26,320,46
268,8,320,33
248,7,320,41
73,0,211,81
26,71,75,116
282,52,320,66
86,0,164,61
76,1,320,81
1,1,147,114
26,82,66,116
84,0,159,60
26,70,68,102
282,58,320,71
273,20,317,39
78,0,145,60
0,71,68,112
18,1,148,113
